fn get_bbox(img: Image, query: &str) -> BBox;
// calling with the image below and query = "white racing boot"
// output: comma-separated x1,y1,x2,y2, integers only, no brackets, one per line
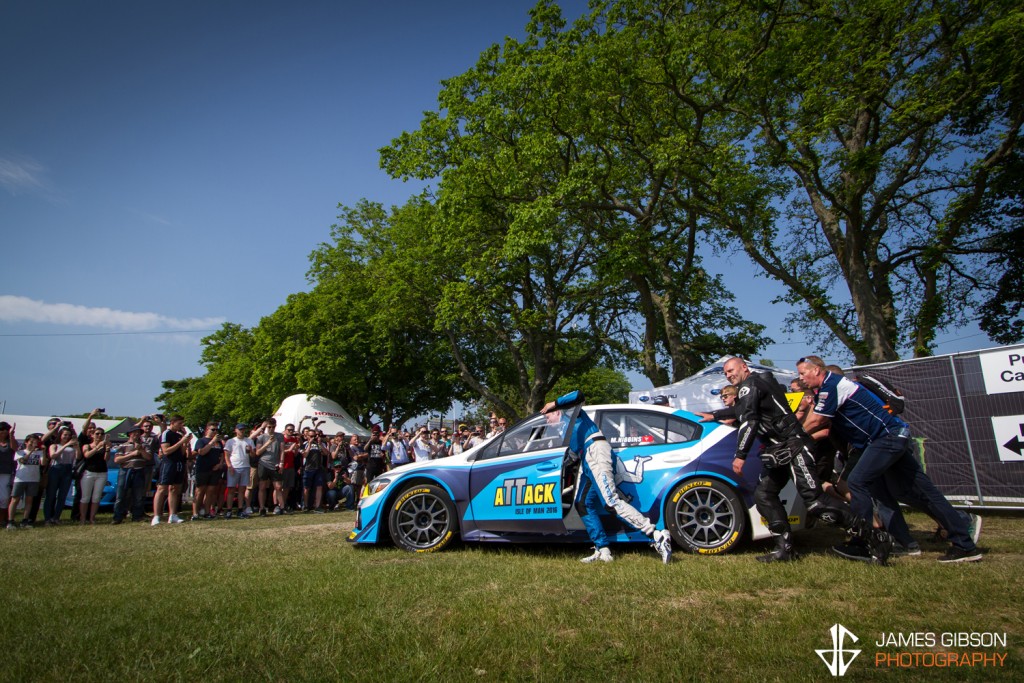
580,547,613,563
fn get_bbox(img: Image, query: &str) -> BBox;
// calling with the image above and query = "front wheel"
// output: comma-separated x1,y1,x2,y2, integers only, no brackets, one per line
666,479,746,555
388,484,458,553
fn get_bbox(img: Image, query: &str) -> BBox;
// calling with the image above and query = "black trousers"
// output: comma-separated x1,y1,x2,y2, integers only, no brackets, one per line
754,436,857,535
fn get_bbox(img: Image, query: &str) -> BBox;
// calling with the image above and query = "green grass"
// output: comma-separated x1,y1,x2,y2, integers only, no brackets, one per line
1,510,1022,682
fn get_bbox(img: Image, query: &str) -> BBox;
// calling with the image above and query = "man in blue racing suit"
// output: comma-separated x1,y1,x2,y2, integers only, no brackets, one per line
541,390,672,564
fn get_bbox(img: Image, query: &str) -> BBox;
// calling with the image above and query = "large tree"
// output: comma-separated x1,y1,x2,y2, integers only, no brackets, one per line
314,198,620,418
381,1,768,387
156,323,267,426
692,0,1024,361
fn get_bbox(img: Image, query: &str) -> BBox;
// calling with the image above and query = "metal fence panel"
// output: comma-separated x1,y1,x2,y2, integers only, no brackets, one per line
850,344,1024,506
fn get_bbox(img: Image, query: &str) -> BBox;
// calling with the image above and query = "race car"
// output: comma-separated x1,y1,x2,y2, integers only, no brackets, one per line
348,403,809,554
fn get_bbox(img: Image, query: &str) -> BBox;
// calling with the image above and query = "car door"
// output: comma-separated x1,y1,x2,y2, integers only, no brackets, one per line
467,406,579,534
594,409,704,516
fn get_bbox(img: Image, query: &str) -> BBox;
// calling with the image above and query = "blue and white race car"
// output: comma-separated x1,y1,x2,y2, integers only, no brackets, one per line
348,403,809,554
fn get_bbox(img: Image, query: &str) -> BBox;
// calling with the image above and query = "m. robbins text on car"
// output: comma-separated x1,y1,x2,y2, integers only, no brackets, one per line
874,631,1009,669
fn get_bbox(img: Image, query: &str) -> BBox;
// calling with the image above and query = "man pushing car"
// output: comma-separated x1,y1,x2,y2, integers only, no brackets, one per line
540,390,672,564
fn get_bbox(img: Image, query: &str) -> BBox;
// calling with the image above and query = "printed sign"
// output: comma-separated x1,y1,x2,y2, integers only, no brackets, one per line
980,349,1024,395
785,391,805,412
991,415,1024,463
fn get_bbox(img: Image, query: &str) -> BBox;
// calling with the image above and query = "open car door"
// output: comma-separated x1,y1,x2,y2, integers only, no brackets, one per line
467,405,580,535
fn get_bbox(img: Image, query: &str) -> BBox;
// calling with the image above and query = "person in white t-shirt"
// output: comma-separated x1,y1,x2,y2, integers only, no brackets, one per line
410,427,433,462
223,423,255,518
8,433,48,529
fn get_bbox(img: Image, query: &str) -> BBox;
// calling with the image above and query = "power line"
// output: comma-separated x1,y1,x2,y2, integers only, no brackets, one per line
0,329,218,338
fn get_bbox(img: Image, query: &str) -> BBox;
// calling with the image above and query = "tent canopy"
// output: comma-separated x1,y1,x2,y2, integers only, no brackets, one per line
629,356,798,414
271,394,370,437
0,415,135,441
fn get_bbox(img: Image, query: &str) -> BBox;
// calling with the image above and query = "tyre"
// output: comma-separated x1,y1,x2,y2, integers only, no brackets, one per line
388,484,458,553
665,479,746,554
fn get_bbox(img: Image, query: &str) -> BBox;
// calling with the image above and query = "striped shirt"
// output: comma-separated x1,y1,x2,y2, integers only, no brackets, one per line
813,372,907,450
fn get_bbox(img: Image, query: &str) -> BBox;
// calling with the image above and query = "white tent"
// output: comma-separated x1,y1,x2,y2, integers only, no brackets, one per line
0,415,133,442
271,394,370,437
628,356,799,414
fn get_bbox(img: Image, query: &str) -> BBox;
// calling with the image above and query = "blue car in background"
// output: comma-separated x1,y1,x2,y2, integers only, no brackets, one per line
65,468,119,509
348,403,810,555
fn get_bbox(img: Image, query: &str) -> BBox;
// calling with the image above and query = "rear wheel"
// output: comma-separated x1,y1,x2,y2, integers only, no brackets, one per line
666,479,745,554
388,484,457,553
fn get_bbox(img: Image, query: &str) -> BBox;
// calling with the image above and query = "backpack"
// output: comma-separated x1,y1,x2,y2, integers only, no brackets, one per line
856,374,905,415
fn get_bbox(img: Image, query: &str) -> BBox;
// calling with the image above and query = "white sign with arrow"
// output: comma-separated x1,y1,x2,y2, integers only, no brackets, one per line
992,415,1024,462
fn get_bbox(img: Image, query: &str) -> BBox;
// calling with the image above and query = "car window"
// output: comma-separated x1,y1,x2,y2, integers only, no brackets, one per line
599,410,700,448
497,413,570,457
474,411,574,461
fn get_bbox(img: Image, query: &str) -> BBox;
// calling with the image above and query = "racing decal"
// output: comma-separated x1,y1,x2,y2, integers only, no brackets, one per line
671,478,711,503
617,435,656,445
760,515,801,526
738,386,750,398
697,532,740,555
615,455,650,485
814,391,830,411
394,486,431,509
493,478,557,507
469,456,566,527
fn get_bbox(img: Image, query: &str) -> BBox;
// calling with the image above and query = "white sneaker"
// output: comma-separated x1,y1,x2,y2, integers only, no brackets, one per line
580,547,613,563
653,529,673,564
243,507,253,516
151,516,161,526
168,515,184,524
967,514,982,545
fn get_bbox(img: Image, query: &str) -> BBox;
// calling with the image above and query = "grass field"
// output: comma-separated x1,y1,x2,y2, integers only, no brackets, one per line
1,509,1021,682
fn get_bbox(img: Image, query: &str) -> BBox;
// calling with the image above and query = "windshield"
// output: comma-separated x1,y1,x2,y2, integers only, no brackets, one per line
472,408,577,462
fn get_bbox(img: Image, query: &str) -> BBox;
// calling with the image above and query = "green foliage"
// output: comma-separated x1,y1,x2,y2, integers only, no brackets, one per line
698,0,1024,361
381,0,772,390
158,203,470,428
158,0,1022,419
549,365,633,405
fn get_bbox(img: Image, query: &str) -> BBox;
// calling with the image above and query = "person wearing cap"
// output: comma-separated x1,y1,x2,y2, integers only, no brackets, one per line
326,457,355,511
540,391,673,564
450,425,470,455
223,424,255,518
44,425,81,525
112,425,153,523
0,421,18,528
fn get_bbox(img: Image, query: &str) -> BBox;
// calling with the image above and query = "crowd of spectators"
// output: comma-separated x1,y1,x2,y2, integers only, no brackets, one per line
1,410,506,528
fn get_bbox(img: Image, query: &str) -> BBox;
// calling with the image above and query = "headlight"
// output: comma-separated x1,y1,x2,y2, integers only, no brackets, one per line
366,478,392,497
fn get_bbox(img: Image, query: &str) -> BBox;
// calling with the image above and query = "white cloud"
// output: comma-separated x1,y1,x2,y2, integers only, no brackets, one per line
0,156,51,196
0,295,224,332
127,207,173,226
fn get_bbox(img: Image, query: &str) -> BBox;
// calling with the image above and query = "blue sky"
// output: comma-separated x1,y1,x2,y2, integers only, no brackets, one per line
0,0,992,418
